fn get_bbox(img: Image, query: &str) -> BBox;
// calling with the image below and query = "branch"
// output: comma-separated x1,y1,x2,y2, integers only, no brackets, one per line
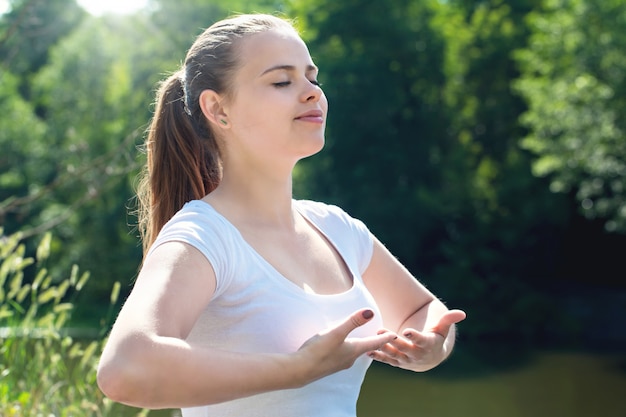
1,126,145,240
0,126,144,217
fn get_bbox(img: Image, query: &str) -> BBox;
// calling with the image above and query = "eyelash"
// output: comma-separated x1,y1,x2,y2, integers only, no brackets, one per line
273,80,323,88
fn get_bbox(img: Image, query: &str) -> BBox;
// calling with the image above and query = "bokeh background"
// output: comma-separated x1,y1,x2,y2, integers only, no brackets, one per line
1,0,625,415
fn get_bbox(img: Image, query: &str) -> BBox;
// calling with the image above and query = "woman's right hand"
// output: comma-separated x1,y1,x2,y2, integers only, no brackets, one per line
293,309,396,384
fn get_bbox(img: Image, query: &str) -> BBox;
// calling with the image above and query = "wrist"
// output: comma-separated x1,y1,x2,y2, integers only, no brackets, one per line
284,350,316,388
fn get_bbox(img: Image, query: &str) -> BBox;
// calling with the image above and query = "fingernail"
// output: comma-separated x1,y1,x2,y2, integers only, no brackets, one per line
362,309,374,319
403,332,412,339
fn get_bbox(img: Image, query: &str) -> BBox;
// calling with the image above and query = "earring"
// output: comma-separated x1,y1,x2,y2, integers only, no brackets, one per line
220,119,227,125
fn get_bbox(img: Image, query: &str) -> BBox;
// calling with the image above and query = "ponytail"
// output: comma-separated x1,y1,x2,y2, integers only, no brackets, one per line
136,72,221,254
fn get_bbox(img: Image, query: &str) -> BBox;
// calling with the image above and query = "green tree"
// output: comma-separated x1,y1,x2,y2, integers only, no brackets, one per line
0,71,48,227
430,0,566,339
0,0,85,96
148,0,285,49
514,0,626,233
289,0,452,264
26,15,169,316
0,0,84,239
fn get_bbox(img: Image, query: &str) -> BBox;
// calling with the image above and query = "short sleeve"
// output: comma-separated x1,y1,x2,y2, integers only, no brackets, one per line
146,201,237,299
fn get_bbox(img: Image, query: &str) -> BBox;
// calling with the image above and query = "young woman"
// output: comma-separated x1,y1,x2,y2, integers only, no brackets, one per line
97,13,466,416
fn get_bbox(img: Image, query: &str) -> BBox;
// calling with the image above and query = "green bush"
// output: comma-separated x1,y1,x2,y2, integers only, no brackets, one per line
0,230,147,417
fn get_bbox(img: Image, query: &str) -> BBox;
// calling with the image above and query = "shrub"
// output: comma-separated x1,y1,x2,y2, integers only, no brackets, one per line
0,230,147,417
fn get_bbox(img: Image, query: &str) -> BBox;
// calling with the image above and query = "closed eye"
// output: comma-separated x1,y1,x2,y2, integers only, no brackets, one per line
273,80,322,88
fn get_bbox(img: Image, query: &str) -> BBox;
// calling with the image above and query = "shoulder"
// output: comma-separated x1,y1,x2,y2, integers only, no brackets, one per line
295,199,374,270
147,201,237,265
147,200,240,297
155,200,232,241
295,199,360,226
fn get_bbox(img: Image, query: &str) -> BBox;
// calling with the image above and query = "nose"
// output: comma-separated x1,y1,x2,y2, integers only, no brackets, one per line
301,81,322,103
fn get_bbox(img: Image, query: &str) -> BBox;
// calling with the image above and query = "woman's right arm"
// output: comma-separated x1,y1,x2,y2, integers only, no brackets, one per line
97,241,395,409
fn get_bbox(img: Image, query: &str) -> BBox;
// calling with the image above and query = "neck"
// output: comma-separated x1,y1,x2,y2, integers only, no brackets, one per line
205,168,296,230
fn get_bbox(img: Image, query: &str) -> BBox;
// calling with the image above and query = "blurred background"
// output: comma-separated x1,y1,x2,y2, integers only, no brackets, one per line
1,0,625,415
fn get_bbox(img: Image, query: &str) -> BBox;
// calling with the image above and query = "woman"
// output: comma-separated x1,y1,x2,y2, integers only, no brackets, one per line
97,13,466,416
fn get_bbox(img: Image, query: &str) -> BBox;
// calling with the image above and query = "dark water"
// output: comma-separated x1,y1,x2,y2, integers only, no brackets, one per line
137,348,626,417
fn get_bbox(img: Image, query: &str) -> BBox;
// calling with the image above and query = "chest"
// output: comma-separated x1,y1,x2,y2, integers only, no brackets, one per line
239,218,354,295
188,259,382,353
185,202,381,351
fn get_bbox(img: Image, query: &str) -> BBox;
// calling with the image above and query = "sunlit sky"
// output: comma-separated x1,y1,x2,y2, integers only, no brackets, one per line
0,0,149,16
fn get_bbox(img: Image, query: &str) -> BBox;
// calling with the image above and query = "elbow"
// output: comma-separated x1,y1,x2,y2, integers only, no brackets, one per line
97,357,142,406
97,360,123,402
97,341,159,407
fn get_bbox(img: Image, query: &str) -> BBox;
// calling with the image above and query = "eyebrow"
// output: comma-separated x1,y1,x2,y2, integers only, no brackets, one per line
260,64,318,76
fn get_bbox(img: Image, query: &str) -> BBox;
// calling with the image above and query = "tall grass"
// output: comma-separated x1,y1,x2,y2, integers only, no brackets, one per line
0,230,148,416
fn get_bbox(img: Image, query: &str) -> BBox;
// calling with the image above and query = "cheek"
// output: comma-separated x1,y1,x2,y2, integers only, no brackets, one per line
243,93,289,124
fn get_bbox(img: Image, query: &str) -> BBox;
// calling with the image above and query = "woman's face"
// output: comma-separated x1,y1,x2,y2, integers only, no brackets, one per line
221,28,328,170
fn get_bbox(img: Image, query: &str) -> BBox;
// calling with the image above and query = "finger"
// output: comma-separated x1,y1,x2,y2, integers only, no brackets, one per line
333,309,376,338
401,328,436,348
354,332,398,354
430,309,466,337
377,340,407,361
368,349,401,367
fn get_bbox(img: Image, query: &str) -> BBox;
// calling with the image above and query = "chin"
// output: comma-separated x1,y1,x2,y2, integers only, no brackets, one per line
305,136,325,156
292,132,325,160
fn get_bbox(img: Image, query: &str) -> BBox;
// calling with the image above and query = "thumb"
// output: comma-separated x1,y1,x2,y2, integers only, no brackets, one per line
430,309,467,337
333,309,376,338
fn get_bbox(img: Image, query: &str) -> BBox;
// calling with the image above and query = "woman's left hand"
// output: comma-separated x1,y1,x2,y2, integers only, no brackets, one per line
368,309,466,372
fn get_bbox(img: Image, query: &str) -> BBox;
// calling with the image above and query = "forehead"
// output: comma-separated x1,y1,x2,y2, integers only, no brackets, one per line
236,28,315,76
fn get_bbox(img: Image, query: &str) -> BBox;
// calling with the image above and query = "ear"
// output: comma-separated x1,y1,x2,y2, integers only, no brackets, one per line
199,89,230,129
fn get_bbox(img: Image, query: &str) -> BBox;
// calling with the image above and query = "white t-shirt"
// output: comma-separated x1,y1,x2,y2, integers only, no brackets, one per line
149,199,382,417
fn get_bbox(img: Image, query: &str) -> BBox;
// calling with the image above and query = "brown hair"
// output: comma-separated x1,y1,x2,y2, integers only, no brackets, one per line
136,14,296,254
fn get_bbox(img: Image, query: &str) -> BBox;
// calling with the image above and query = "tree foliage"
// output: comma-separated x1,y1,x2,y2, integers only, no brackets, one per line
514,0,626,232
0,0,85,83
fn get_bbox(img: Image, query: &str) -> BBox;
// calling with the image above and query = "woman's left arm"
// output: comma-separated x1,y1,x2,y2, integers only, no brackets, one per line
362,237,466,372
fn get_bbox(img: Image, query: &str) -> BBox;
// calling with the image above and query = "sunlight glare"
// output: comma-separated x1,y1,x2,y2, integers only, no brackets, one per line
76,0,149,16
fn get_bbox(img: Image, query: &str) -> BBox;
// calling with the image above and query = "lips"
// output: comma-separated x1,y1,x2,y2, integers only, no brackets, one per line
295,109,324,123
